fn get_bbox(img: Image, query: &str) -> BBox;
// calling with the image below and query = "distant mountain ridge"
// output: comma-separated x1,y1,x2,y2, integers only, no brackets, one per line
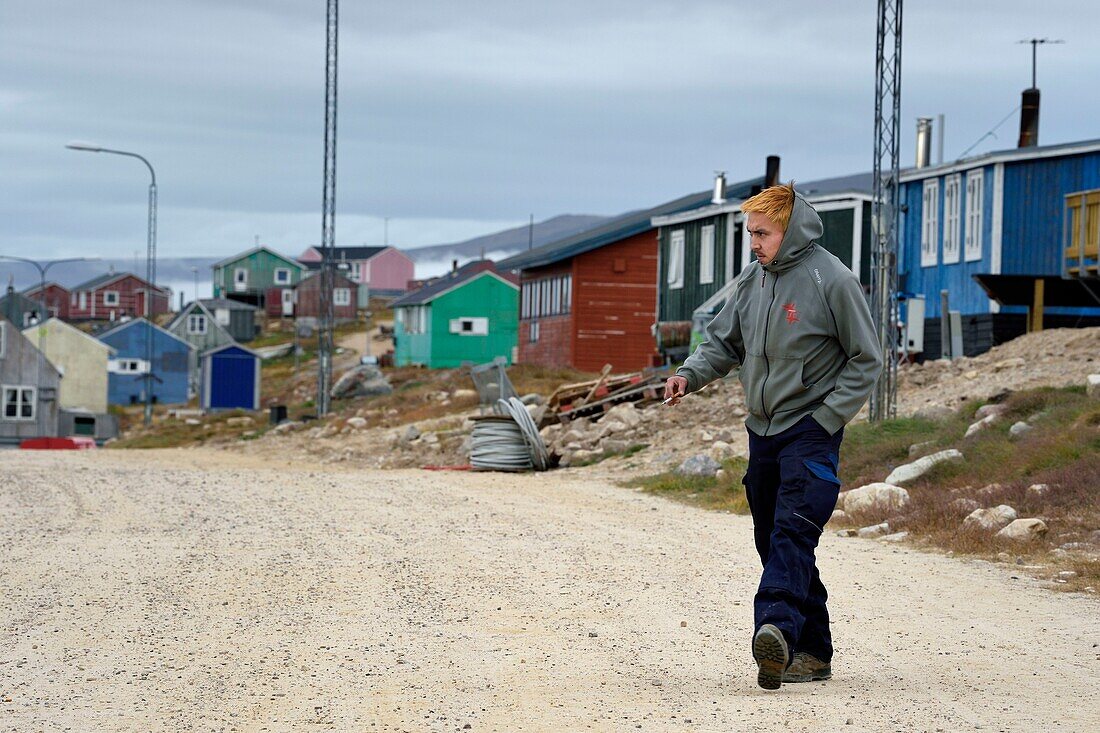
402,214,608,265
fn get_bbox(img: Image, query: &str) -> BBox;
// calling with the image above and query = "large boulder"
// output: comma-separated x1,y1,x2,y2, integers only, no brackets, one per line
885,449,963,485
331,364,393,399
964,414,999,438
675,454,721,477
857,522,890,538
604,403,642,429
842,483,910,515
1087,374,1100,399
995,518,1048,543
962,505,1017,533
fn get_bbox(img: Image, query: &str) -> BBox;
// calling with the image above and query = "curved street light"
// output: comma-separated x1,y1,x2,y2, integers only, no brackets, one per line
66,141,158,425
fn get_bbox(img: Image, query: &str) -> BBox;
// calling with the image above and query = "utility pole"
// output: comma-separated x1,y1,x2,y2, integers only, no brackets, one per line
870,0,902,421
317,0,339,416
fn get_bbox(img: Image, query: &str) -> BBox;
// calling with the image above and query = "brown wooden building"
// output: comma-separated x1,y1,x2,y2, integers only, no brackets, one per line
22,282,71,320
497,183,757,373
68,272,170,322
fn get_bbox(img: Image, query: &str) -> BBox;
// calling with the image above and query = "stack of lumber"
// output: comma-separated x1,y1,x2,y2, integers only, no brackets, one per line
540,364,669,427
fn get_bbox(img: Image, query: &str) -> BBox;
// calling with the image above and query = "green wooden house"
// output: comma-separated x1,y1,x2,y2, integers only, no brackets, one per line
652,172,872,361
211,246,304,309
391,267,519,368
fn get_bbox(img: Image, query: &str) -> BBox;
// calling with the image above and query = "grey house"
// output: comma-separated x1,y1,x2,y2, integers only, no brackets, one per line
167,301,237,395
0,314,60,444
199,298,258,342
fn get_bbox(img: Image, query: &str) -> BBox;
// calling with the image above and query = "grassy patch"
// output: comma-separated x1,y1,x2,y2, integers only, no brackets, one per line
620,457,751,514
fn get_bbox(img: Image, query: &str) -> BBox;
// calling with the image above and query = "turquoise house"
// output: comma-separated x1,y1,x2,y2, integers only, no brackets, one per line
391,266,519,368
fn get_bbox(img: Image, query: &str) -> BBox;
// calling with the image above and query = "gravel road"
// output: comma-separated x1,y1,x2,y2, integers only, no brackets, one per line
2,449,1097,732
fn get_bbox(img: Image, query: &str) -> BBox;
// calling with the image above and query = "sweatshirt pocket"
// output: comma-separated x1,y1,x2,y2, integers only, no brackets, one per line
739,353,766,417
761,356,811,417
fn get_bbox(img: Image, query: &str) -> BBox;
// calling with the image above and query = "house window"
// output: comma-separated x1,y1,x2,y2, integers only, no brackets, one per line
109,359,148,374
450,317,488,335
943,175,961,264
334,288,351,306
965,170,984,261
78,291,87,310
668,230,685,289
234,268,248,289
921,179,939,267
699,224,715,285
520,275,571,320
2,385,36,421
215,308,231,326
274,268,291,284
187,314,207,335
529,321,540,343
103,290,120,306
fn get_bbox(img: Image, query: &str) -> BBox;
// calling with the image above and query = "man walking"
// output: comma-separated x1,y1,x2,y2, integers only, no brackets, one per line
663,183,882,690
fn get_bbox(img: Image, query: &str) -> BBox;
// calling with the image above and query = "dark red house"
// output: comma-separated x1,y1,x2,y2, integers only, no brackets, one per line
496,179,758,373
268,271,359,324
69,272,170,321
22,282,71,320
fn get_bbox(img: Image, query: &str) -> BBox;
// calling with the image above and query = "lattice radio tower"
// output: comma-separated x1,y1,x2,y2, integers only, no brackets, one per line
870,0,902,421
317,0,339,416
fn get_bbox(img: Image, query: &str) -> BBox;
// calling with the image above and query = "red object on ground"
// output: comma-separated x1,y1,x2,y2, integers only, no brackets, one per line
20,437,97,450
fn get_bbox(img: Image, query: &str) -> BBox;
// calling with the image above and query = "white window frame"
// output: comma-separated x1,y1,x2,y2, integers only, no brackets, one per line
529,320,540,343
943,175,961,264
234,268,248,289
668,229,685,289
921,179,940,268
965,170,984,262
563,275,571,314
103,290,120,306
215,308,231,326
274,267,291,285
78,291,87,310
333,288,351,306
187,314,207,335
450,317,488,336
699,224,715,285
2,384,36,422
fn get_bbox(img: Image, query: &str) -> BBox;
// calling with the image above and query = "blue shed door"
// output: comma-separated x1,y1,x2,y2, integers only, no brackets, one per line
209,352,256,410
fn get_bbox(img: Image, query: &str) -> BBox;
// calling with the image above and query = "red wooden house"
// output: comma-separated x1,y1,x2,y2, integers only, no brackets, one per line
496,180,757,373
69,272,170,322
22,282,71,320
267,271,359,324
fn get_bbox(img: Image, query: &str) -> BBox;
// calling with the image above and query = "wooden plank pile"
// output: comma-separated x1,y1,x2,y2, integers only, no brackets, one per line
540,363,669,427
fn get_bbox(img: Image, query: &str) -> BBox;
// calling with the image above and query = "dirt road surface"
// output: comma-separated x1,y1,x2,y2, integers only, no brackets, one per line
2,449,1097,732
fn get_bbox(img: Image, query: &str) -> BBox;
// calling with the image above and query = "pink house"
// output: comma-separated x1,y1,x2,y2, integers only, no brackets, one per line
297,245,415,299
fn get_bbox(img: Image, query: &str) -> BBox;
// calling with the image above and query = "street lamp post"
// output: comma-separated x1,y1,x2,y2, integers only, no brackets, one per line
0,255,99,325
67,141,158,425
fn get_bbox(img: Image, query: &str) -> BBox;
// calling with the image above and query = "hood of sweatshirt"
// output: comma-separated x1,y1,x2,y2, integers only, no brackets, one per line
762,193,824,274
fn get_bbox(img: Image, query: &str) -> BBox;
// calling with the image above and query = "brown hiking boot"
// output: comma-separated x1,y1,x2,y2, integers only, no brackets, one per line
782,652,832,683
752,624,789,690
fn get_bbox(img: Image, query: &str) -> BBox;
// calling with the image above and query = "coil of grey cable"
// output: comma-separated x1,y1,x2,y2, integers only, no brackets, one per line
467,398,550,472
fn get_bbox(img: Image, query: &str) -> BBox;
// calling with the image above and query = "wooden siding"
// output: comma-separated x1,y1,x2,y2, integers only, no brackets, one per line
0,315,61,440
69,274,169,321
22,319,111,414
427,274,518,368
294,273,359,322
23,284,70,319
518,315,573,368
657,215,733,323
212,248,303,302
571,230,659,371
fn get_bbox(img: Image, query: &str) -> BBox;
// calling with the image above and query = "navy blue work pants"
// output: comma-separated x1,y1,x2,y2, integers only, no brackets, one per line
743,414,843,663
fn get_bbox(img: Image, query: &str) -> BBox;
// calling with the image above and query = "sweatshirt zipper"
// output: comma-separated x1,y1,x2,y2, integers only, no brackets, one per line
759,272,777,430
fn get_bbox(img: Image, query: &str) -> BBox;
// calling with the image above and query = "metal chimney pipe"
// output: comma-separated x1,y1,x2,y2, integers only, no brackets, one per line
1018,88,1040,147
765,155,781,188
451,259,458,274
936,114,945,165
915,117,933,168
711,171,726,205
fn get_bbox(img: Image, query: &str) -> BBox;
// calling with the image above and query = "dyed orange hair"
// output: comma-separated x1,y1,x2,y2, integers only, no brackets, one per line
741,182,796,230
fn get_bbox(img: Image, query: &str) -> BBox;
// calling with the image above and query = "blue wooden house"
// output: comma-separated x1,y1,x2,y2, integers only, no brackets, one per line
97,318,193,406
200,343,261,411
898,137,1100,358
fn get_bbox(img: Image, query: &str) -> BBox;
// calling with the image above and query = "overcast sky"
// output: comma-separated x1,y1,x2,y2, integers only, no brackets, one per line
2,0,1098,269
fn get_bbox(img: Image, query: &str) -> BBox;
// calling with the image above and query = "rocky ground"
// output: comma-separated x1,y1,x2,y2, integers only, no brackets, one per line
3,448,1098,732
235,327,1099,480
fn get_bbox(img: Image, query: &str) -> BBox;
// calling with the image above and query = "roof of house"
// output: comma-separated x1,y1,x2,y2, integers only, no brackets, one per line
23,317,116,355
899,136,1100,182
497,175,762,272
0,289,44,323
22,281,69,295
199,298,258,312
296,270,358,287
71,271,169,294
303,245,389,261
96,317,195,351
797,172,874,199
390,268,517,308
166,301,235,339
209,246,303,270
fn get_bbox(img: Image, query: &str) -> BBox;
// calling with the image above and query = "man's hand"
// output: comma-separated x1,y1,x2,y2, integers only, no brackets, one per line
663,376,688,406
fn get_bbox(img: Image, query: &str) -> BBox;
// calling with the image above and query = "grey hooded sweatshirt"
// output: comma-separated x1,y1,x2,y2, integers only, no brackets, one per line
676,193,883,437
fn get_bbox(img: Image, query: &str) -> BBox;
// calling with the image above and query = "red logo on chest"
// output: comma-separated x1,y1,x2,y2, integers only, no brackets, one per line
782,302,799,324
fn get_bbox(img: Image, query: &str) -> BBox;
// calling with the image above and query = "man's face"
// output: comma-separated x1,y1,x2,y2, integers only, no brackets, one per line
747,212,785,266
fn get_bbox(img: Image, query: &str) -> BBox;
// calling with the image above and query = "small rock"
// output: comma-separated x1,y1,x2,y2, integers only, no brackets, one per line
991,357,1026,372
1057,570,1078,580
714,469,728,482
830,509,848,523
709,440,735,460
680,620,688,628
1086,374,1100,399
843,483,910,515
885,449,964,485
1008,421,1032,437
996,551,1012,562
907,440,936,458
600,438,629,455
699,429,714,442
914,404,953,421
1026,483,1051,498
345,417,368,430
879,531,909,542
995,517,1048,542
858,522,890,538
963,505,1018,533
185,418,202,426
588,631,598,638
949,497,981,515
975,403,1009,419
964,414,999,438
835,529,858,537
403,425,421,442
226,416,253,427
422,432,439,445
675,454,721,477
603,403,642,429
452,388,478,400
963,370,979,380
